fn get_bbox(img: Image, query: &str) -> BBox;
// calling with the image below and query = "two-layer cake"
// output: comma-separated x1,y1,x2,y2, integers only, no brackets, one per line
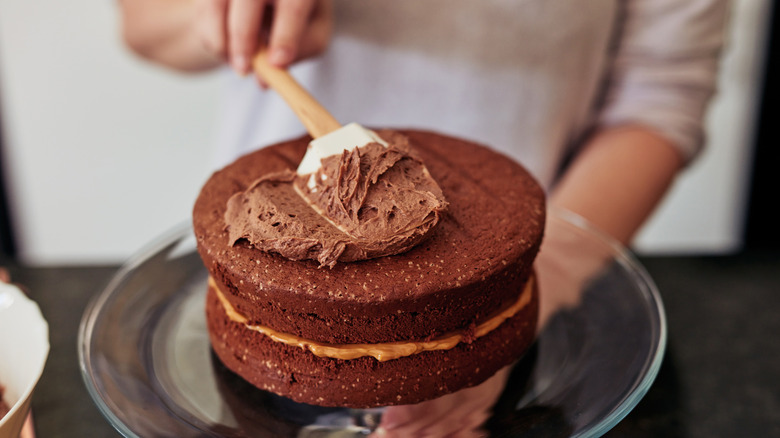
193,129,545,408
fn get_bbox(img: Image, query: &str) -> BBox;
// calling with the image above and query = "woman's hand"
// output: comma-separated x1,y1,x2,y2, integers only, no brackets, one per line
372,366,511,437
120,0,333,73
195,0,333,74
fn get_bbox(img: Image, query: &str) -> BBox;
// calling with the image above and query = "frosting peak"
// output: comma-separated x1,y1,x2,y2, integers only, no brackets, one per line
224,131,447,267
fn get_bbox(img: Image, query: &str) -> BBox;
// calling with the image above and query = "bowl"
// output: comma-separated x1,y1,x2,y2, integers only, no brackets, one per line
0,282,49,438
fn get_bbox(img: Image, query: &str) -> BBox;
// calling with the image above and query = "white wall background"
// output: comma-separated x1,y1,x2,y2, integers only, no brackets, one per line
0,0,771,265
0,0,220,264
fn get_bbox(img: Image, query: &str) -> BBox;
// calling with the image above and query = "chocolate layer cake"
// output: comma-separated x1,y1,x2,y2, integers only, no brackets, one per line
194,129,545,408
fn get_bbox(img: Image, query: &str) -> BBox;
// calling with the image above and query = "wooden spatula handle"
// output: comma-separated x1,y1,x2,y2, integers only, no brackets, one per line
252,50,342,138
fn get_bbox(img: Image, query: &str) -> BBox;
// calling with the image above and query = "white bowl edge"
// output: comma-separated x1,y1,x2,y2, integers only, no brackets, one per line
0,282,50,436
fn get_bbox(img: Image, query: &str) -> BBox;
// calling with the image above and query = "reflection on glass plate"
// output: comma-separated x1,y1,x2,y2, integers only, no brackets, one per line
78,210,666,437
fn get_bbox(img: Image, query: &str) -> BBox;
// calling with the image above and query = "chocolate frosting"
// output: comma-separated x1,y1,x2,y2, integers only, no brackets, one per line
224,131,447,267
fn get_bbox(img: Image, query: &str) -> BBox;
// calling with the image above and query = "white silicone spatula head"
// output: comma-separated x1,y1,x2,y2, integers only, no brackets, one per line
297,123,387,175
252,51,386,175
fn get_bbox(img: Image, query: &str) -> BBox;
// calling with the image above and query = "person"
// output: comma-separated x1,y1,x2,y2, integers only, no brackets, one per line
118,1,729,436
118,0,728,248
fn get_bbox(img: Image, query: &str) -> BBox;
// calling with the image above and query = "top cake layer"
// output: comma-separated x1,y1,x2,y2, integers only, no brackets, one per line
193,130,545,344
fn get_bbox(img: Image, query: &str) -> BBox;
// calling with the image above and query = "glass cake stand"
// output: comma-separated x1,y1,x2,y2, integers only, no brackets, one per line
78,209,666,437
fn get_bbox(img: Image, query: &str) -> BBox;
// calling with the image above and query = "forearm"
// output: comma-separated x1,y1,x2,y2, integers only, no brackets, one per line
118,0,221,72
550,125,684,245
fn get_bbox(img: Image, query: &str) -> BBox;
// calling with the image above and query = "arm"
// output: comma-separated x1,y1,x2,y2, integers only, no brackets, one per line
550,125,683,245
533,124,682,327
539,0,728,326
118,0,216,72
552,0,730,244
117,0,333,73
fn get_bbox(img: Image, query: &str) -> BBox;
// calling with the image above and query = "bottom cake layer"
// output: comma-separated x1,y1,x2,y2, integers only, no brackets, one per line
205,283,538,408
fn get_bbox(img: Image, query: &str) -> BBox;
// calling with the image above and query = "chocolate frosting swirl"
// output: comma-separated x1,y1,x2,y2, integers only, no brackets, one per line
224,131,447,267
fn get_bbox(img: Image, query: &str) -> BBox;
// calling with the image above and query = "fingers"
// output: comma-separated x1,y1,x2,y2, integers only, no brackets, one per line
227,0,267,75
196,0,331,75
376,392,466,437
379,396,456,433
297,0,333,60
267,0,317,67
196,0,229,61
374,367,512,437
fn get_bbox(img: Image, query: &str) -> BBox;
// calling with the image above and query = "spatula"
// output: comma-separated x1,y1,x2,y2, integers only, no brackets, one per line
252,50,387,175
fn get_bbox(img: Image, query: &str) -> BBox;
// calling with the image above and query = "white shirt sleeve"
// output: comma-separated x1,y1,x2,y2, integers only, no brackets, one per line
596,0,730,163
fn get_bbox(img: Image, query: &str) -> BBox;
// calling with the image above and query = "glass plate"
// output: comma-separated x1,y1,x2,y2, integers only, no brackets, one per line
79,209,666,437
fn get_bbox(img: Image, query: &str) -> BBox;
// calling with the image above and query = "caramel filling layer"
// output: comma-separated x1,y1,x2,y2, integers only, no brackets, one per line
211,276,533,362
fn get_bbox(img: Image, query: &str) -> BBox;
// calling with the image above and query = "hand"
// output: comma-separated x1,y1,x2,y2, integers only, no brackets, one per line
372,366,511,437
194,0,333,75
535,209,615,330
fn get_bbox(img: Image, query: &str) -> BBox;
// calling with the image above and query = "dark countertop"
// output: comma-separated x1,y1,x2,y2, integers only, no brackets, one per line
6,252,780,437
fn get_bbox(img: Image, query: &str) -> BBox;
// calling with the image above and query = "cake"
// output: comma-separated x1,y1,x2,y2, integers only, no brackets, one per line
194,129,545,408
